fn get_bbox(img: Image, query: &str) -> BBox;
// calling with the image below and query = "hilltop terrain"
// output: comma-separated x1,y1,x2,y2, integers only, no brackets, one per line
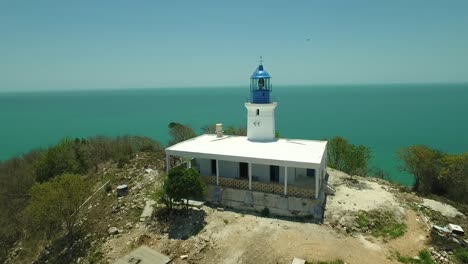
5,153,467,264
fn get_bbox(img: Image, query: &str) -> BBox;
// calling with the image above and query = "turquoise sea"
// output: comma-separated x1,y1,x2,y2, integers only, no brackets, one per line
1,84,468,186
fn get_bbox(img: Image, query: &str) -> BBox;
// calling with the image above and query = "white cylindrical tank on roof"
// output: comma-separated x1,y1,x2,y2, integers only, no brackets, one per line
216,123,223,138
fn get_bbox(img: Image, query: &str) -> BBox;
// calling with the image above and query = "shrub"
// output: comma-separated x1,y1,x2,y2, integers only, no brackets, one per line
34,139,88,182
23,173,90,239
327,136,371,176
355,210,406,239
455,248,468,263
159,167,206,210
398,145,468,203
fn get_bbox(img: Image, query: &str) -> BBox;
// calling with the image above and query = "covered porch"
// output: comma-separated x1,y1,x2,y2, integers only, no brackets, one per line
166,156,321,199
201,175,315,198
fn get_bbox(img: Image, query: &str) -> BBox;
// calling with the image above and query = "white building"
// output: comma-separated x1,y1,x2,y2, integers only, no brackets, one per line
165,61,328,218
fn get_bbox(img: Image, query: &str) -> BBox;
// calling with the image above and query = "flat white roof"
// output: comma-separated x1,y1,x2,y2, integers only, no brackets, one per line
165,134,327,168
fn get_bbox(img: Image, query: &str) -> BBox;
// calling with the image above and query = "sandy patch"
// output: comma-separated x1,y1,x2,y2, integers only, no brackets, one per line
422,198,465,218
357,234,382,251
326,168,403,214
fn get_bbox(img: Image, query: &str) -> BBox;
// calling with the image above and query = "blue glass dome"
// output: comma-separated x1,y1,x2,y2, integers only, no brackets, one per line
250,63,272,104
251,64,271,79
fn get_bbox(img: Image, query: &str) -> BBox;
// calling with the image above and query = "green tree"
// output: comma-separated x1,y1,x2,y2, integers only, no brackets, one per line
168,122,197,146
159,167,206,210
34,139,88,182
23,174,90,239
327,137,349,172
0,151,40,261
440,153,468,203
327,136,371,176
397,145,444,194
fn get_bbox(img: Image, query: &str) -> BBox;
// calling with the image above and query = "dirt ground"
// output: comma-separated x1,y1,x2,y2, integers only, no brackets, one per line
101,169,448,264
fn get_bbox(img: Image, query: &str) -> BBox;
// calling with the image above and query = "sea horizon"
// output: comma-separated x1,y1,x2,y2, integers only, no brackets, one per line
2,81,468,94
1,82,468,187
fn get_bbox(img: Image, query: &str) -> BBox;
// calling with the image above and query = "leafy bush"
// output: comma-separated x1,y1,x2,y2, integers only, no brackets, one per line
34,139,88,182
455,248,468,263
327,136,371,176
168,122,197,146
398,145,468,203
23,173,90,239
158,167,206,210
0,151,42,261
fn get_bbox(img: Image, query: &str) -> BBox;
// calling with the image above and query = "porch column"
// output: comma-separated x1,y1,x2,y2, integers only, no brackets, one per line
284,166,288,196
248,162,252,190
315,168,319,199
216,159,219,185
166,154,171,174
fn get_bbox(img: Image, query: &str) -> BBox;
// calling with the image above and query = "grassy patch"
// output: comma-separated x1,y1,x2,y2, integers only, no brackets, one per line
355,210,406,239
454,248,468,263
88,248,104,264
395,249,435,264
356,213,369,227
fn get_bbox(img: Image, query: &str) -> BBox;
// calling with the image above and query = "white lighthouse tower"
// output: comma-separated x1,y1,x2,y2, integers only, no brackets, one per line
245,59,277,141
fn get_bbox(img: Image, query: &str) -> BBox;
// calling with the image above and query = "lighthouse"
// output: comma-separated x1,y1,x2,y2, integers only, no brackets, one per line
245,59,278,141
165,59,329,218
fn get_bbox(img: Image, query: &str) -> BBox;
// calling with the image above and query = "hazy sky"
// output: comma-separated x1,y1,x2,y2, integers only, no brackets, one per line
1,1,468,91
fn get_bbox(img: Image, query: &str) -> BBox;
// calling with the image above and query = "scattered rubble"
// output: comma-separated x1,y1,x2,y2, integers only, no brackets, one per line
108,227,121,236
428,247,451,264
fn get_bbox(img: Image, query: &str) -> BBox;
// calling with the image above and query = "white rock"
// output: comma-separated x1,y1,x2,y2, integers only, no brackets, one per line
108,227,120,235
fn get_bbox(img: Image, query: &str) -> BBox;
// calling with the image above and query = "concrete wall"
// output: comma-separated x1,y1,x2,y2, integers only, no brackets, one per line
205,185,325,220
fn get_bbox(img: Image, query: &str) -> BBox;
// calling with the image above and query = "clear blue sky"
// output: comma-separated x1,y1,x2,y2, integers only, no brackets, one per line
1,0,468,91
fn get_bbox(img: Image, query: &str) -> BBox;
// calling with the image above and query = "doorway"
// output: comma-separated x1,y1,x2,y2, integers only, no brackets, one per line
211,160,217,176
239,162,248,179
270,165,279,182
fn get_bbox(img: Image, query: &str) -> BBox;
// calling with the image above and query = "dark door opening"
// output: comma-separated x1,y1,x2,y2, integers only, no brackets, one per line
270,165,279,183
307,168,315,177
239,162,248,179
211,160,217,176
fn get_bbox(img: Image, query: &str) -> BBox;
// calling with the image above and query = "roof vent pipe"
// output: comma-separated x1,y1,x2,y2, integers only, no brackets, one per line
216,123,223,138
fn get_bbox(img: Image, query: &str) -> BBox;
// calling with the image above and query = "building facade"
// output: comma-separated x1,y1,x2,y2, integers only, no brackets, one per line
165,61,328,219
